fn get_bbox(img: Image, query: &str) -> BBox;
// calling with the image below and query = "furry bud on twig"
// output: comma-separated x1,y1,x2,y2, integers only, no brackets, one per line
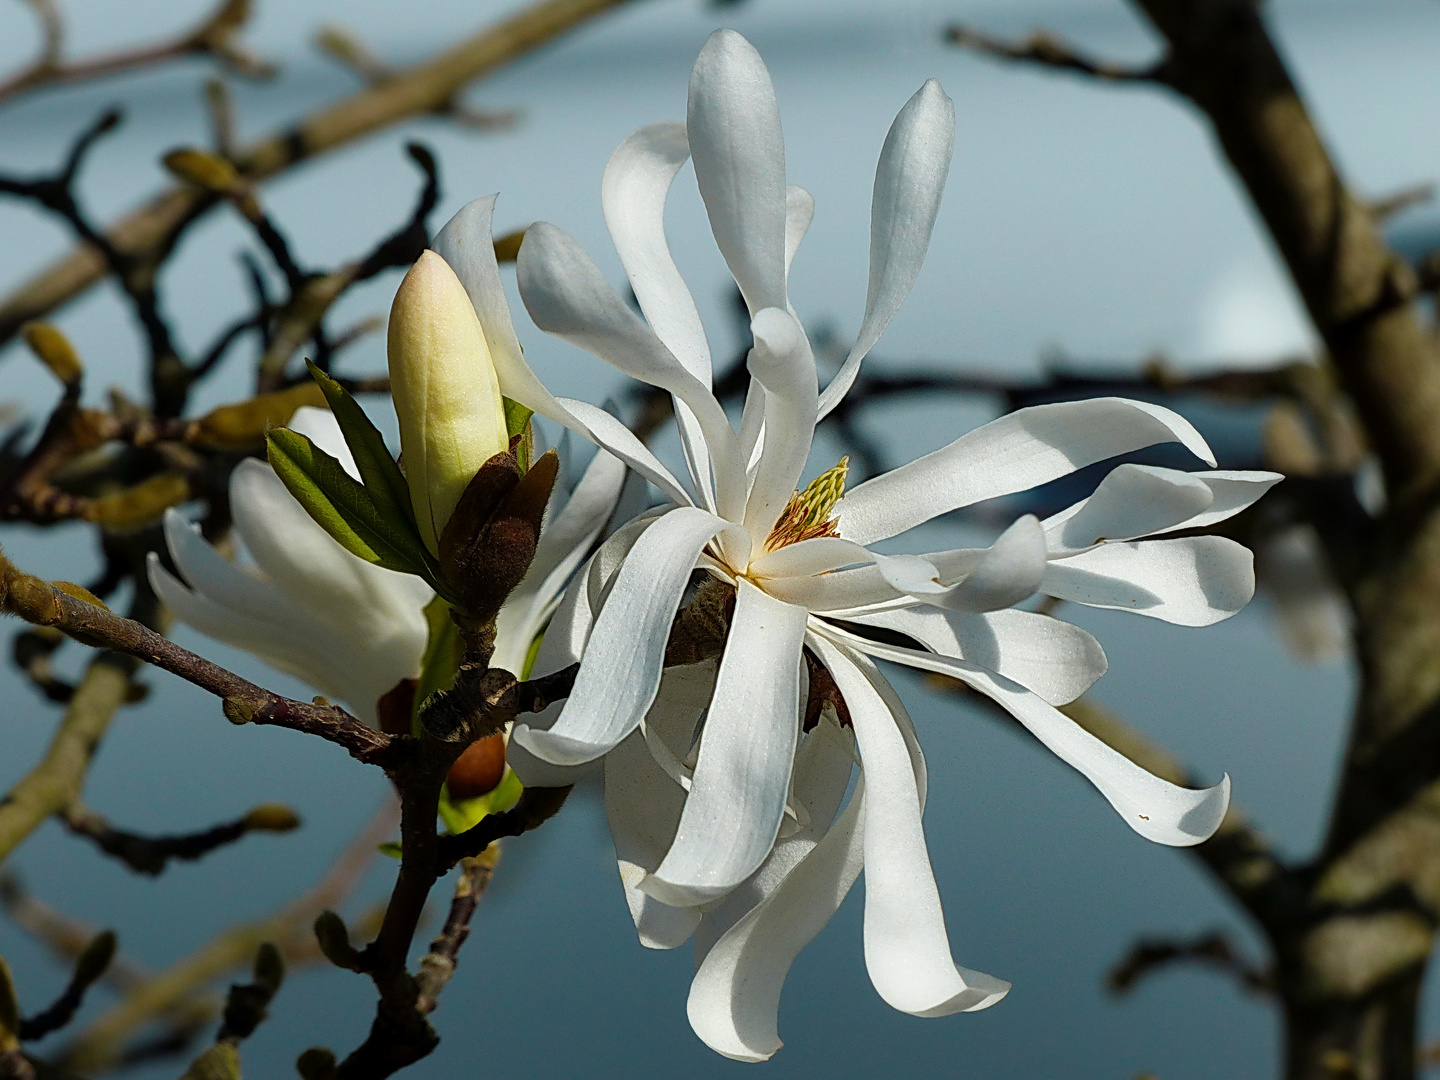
388,251,508,555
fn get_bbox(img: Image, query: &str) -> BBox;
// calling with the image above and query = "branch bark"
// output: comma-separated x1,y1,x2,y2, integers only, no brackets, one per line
0,0,639,348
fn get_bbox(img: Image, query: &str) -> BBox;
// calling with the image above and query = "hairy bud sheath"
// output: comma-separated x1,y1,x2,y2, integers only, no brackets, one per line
388,250,508,554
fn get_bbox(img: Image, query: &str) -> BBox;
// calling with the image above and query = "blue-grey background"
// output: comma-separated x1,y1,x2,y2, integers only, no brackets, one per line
1,0,1424,1075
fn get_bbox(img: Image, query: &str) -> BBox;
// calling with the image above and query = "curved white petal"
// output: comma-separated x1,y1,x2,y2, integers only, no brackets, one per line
1042,536,1255,626
848,606,1107,707
835,398,1217,545
819,79,955,419
784,185,814,279
602,121,717,512
934,514,1046,612
749,536,875,579
603,122,712,384
606,663,716,949
762,561,908,612
1042,463,1215,552
555,397,692,509
1150,469,1283,535
518,224,743,514
817,624,1230,846
511,507,737,765
432,196,565,422
688,29,787,315
742,308,819,543
645,580,809,906
693,719,855,962
809,636,1010,1016
491,448,626,673
688,770,865,1062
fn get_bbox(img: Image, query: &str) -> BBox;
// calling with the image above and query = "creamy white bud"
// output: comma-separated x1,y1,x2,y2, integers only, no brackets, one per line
388,249,509,554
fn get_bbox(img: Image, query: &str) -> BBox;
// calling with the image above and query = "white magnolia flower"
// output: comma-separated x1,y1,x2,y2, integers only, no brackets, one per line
148,401,625,725
483,28,1280,1061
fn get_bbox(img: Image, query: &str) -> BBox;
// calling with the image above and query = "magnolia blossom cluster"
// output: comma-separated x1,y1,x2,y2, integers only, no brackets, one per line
154,28,1278,1064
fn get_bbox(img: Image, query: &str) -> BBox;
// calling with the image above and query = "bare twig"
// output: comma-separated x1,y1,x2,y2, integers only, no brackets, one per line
0,0,641,349
1107,930,1274,996
414,846,501,1014
62,803,300,877
945,25,1168,84
0,0,271,106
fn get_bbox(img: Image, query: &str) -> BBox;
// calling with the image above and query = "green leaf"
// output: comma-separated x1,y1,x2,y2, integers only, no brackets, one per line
267,429,436,580
411,597,462,736
304,360,418,536
439,768,524,835
503,396,534,473
377,841,402,859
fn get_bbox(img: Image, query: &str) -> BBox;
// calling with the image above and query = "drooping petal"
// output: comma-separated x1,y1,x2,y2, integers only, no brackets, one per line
932,514,1046,612
555,397,693,509
1042,536,1255,626
432,196,563,420
784,185,814,280
518,224,744,514
688,29,787,315
511,507,739,765
1042,463,1215,552
848,606,1107,707
742,308,819,543
809,636,1011,1016
817,624,1230,846
835,398,1217,545
818,79,955,419
605,663,717,949
603,122,712,384
1149,469,1283,535
693,719,856,961
602,121,717,511
645,580,810,906
491,448,626,674
688,771,865,1062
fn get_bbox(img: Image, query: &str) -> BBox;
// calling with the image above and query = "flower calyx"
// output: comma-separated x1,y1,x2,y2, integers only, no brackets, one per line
438,447,559,629
765,456,849,552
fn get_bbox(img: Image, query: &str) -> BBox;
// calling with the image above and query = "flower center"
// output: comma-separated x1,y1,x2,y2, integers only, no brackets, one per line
764,456,849,552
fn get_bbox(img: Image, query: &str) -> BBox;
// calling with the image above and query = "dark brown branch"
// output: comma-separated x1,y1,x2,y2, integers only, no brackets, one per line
63,803,299,877
433,786,570,873
17,931,116,1041
1107,930,1274,996
414,847,500,1014
945,25,1168,84
0,547,393,765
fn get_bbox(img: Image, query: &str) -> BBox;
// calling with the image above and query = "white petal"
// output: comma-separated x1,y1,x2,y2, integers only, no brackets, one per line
762,561,907,612
491,448,626,674
693,719,856,961
835,398,1217,545
749,536,875,579
555,397,693,509
848,606,1107,707
742,308,819,543
933,514,1046,612
645,580,809,905
606,663,716,948
784,185,814,279
817,624,1230,846
603,122,712,384
518,224,744,514
510,508,737,765
1042,464,1215,552
602,121,717,513
818,79,955,419
809,636,1010,1016
688,29,787,315
1150,469,1283,535
1042,536,1255,626
688,772,865,1062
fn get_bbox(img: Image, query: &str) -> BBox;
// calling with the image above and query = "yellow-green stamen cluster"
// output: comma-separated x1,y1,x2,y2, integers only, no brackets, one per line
765,456,850,551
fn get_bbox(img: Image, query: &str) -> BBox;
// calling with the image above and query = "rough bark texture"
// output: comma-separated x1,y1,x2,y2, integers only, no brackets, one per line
1127,3,1440,1077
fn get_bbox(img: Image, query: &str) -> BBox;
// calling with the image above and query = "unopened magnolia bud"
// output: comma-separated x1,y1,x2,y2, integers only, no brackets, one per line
388,250,508,554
